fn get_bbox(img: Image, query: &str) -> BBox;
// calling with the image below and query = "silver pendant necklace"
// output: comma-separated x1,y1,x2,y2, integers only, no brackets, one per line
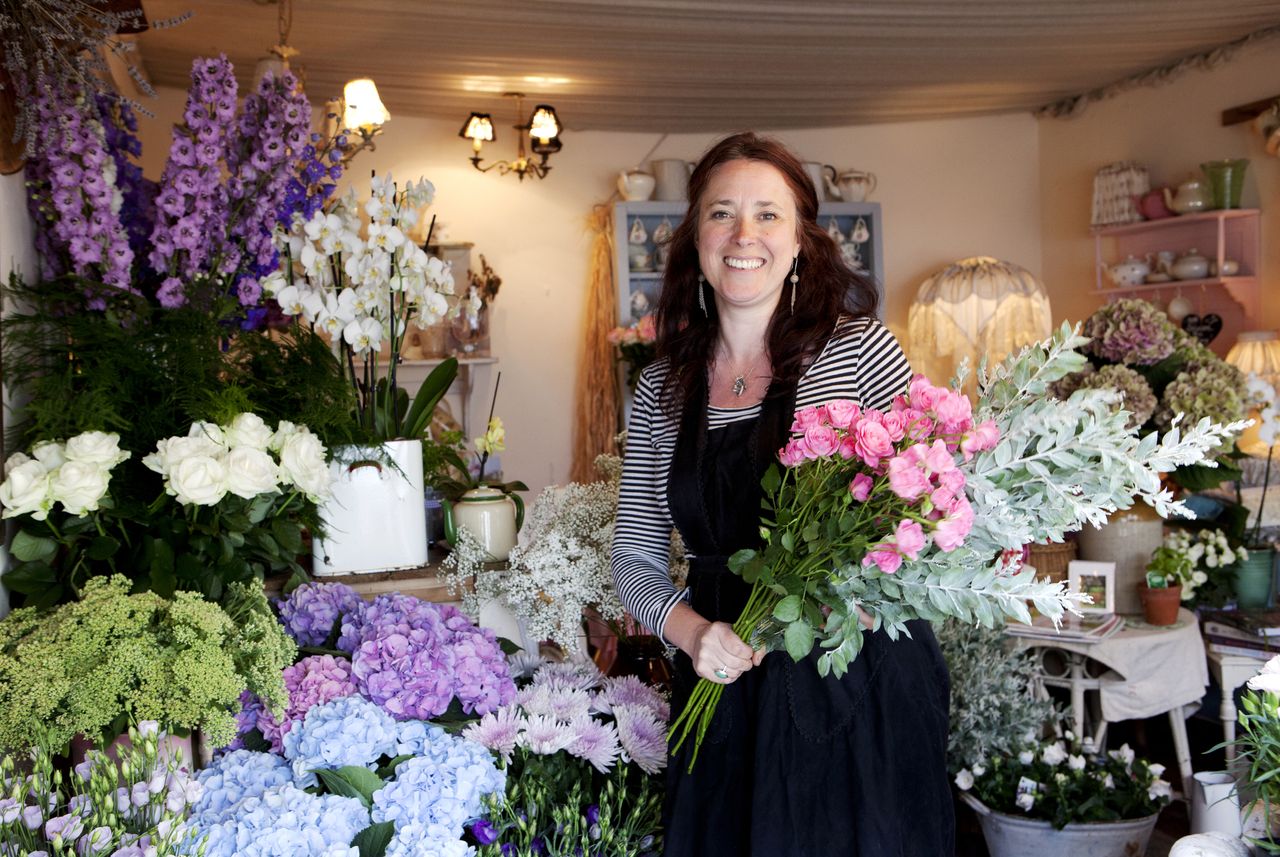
720,349,766,398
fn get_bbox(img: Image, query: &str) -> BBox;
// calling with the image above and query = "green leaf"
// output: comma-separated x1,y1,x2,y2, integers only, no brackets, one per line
375,754,414,779
783,618,815,662
272,517,304,555
403,358,459,440
85,535,121,561
351,820,395,857
760,464,781,495
780,531,795,553
772,595,802,623
0,561,57,595
313,766,384,809
148,538,176,597
10,530,58,563
247,493,275,524
496,636,523,656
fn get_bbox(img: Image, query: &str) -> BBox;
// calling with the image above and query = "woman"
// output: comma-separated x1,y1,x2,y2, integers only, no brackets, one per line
611,132,954,856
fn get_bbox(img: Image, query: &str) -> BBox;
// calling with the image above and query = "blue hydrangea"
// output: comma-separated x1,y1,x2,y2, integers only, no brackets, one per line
384,821,476,857
191,783,367,857
191,750,294,824
282,696,399,787
371,730,505,834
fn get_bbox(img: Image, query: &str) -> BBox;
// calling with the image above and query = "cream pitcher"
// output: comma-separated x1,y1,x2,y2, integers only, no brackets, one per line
444,486,525,562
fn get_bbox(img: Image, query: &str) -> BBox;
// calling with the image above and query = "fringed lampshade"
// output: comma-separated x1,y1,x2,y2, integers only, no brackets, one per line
907,256,1052,383
1226,330,1280,457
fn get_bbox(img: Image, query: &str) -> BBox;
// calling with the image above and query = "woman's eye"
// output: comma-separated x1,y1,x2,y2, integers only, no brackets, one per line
759,211,778,221
709,210,731,220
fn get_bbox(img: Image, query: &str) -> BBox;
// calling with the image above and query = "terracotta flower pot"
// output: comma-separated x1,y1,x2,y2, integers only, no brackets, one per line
1138,583,1182,626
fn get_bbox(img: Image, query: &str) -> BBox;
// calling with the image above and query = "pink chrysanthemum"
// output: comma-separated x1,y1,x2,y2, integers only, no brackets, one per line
596,676,670,722
463,706,524,764
614,704,667,775
566,714,621,774
520,713,572,755
529,659,604,693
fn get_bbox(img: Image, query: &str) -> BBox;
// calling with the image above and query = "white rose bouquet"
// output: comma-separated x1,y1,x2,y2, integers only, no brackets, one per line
0,414,332,606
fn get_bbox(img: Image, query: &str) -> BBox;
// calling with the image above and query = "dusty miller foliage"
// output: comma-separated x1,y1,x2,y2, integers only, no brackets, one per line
937,618,1057,772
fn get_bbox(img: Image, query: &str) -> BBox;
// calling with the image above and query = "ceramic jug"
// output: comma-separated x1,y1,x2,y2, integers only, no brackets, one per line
617,170,656,201
836,170,877,202
443,486,525,562
1171,249,1210,281
1189,771,1241,837
651,159,693,201
802,162,838,201
1164,178,1212,214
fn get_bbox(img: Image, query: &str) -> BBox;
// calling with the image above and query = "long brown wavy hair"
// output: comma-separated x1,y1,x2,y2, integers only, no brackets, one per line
653,132,879,416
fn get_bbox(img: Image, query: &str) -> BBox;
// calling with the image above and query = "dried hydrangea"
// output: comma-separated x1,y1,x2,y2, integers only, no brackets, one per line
1075,364,1157,430
1083,299,1178,366
1155,360,1249,448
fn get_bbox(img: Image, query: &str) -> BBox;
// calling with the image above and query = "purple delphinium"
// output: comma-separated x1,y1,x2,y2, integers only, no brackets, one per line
24,76,134,292
277,581,365,648
224,70,314,306
96,92,157,272
148,55,238,305
279,132,345,229
345,594,516,720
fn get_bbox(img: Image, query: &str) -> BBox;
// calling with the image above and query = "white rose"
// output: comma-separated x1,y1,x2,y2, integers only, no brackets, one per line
268,421,301,453
51,460,112,515
31,440,67,470
953,770,974,790
1015,792,1035,812
278,431,329,492
167,456,229,506
1041,742,1068,767
0,460,52,520
188,421,226,448
1067,754,1086,771
224,414,274,451
144,436,225,476
1018,750,1035,765
224,447,281,499
4,452,31,476
64,431,130,469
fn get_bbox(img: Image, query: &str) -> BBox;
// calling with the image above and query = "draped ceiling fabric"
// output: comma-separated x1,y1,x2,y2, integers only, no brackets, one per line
136,1,1280,131
907,257,1052,386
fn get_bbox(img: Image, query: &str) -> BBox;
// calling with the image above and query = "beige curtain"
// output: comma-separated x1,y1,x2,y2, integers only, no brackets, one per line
569,204,620,482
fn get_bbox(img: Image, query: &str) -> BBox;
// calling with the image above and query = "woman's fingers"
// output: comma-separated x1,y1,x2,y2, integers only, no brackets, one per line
694,621,755,683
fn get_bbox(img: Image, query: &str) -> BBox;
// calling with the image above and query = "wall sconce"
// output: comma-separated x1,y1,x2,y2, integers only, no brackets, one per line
324,78,390,165
460,92,562,181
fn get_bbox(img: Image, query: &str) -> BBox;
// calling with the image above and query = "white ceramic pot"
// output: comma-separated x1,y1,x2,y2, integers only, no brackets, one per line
836,169,877,202
1172,250,1211,281
1077,504,1164,615
651,159,693,201
963,793,1158,857
444,486,524,562
617,170,656,201
1107,254,1152,287
312,439,428,575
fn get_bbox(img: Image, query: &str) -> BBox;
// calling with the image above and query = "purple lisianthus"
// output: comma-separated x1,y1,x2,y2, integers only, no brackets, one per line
345,594,516,720
257,654,359,752
277,581,365,648
470,818,500,845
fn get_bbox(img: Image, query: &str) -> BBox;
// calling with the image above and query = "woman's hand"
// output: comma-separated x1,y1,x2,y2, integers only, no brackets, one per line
664,603,755,683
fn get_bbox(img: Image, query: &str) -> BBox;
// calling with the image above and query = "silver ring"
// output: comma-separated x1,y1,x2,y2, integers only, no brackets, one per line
714,667,730,680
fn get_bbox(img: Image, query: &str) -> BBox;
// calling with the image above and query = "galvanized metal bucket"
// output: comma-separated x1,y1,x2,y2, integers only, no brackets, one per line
962,792,1159,857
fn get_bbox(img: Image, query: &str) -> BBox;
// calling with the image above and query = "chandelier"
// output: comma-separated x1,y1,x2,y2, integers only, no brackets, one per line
459,92,562,181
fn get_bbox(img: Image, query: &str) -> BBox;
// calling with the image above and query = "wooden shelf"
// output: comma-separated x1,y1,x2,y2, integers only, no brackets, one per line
1092,277,1259,319
1091,208,1260,236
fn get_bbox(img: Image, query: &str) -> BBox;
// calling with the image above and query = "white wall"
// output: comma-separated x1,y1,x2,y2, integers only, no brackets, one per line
134,87,1043,495
0,171,38,616
1038,39,1280,333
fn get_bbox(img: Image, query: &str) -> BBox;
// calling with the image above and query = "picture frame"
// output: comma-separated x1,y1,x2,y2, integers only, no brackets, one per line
1068,560,1116,615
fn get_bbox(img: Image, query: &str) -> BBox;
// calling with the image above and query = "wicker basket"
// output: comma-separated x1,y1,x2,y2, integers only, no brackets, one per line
1027,540,1078,584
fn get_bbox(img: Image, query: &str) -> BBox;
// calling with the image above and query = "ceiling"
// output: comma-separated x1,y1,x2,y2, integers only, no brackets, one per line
134,0,1280,133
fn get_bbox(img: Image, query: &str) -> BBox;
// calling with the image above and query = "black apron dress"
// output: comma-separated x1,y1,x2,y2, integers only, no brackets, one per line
662,374,955,857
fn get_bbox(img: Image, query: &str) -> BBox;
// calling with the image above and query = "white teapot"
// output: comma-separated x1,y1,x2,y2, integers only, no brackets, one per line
1106,254,1151,287
443,486,525,562
835,170,877,202
617,170,656,201
1171,249,1210,281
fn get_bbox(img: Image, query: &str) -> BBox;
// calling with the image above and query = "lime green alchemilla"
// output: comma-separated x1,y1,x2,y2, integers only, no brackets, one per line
0,574,294,751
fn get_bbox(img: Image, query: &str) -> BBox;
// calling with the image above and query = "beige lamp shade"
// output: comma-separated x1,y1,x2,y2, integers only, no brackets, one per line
1226,331,1280,457
342,78,390,130
907,256,1052,381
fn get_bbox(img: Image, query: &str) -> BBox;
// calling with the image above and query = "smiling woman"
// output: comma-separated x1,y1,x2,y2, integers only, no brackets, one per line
611,132,949,856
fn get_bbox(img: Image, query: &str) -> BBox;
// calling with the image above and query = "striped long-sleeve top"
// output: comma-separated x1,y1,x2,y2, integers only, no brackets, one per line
610,315,913,642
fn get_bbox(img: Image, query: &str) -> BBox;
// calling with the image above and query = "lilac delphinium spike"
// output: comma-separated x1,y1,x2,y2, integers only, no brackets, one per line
148,55,238,306
24,77,135,294
96,93,156,271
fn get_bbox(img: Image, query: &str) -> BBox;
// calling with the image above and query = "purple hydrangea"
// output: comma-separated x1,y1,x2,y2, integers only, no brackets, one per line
344,594,516,720
277,581,365,648
1083,299,1178,366
256,655,359,752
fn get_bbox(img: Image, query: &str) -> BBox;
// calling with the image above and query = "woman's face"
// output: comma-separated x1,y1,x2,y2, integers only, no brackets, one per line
695,159,801,314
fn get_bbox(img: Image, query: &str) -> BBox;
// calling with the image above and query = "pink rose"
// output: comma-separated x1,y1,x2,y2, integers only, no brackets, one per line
934,496,975,551
923,440,956,476
933,389,974,433
838,435,858,460
862,548,903,575
849,473,873,502
960,419,1000,461
880,411,907,443
778,439,808,468
908,376,944,412
886,455,930,501
853,421,894,468
893,519,926,559
791,406,823,432
637,313,656,341
804,425,840,459
825,400,860,430
905,411,935,442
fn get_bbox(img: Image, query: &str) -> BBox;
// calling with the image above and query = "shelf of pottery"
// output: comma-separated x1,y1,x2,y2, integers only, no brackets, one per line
1092,208,1261,355
612,200,885,326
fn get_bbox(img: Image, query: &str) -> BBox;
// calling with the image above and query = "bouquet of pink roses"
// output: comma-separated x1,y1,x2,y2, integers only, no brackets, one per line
671,325,1250,767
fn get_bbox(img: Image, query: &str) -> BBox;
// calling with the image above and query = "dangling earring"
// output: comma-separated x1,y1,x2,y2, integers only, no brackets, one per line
697,274,707,317
789,258,799,313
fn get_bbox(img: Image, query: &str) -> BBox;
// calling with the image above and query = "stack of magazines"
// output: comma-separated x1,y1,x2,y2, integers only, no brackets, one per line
1005,612,1125,644
1201,609,1280,660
